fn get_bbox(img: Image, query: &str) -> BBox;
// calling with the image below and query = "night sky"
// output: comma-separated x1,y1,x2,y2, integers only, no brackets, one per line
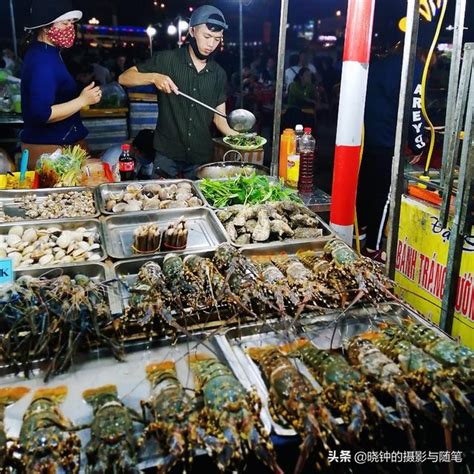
1,0,472,46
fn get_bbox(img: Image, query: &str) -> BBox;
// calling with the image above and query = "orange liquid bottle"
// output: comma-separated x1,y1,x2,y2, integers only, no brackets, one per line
279,129,296,183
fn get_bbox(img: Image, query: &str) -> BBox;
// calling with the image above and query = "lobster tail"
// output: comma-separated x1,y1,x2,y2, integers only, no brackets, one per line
146,361,176,380
280,338,310,355
33,385,67,403
83,384,117,403
0,386,29,405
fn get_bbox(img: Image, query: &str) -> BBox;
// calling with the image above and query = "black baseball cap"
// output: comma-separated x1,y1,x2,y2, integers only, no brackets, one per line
189,5,228,31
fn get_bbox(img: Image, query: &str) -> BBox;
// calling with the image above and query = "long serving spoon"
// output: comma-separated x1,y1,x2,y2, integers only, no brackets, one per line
177,90,256,133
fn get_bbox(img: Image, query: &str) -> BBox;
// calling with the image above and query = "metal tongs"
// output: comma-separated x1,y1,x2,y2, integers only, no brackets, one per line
177,91,256,132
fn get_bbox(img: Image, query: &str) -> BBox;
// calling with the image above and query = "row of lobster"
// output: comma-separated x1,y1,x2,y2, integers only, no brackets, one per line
0,317,471,473
0,353,280,474
0,239,393,382
125,239,394,332
248,318,473,473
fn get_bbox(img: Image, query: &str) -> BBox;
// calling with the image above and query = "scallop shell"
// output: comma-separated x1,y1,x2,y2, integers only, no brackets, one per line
8,225,24,237
22,228,38,243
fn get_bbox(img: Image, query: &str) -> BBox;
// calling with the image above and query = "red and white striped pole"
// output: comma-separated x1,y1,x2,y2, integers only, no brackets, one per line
329,0,376,245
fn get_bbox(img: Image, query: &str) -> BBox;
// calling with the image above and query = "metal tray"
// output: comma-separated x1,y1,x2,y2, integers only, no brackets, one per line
234,212,334,251
110,250,217,316
240,239,326,258
13,261,122,320
102,208,228,260
216,302,453,437
0,218,106,270
0,187,99,221
0,334,249,472
96,179,207,215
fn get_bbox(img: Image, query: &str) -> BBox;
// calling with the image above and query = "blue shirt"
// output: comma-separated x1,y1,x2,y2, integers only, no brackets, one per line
21,41,88,145
364,53,425,153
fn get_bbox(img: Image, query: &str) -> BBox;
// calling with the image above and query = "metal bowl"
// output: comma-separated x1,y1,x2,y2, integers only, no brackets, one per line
195,150,269,179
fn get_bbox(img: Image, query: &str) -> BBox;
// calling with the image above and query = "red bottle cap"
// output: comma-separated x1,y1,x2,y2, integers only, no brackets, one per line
304,127,312,133
121,144,131,151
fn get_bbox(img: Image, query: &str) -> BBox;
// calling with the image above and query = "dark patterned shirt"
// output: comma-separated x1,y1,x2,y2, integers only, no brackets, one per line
137,46,227,164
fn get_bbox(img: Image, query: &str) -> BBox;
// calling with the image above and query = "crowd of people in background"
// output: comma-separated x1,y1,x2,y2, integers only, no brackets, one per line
1,38,342,134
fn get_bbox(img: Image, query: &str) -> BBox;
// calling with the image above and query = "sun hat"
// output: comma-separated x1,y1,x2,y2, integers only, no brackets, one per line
24,0,82,30
189,5,228,30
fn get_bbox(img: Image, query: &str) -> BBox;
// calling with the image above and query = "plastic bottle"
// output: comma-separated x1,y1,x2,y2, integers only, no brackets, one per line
298,127,315,194
119,144,135,181
295,124,304,152
278,129,296,182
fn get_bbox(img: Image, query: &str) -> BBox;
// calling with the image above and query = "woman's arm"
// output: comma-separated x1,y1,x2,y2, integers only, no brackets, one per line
47,82,101,123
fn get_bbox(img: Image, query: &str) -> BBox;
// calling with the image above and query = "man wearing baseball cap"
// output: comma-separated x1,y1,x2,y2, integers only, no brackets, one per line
119,5,238,179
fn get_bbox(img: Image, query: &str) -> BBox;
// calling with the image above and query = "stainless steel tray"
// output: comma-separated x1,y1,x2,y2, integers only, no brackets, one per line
240,239,326,258
110,250,213,313
0,218,106,270
102,208,228,260
13,261,122,319
0,187,99,221
234,212,334,251
195,176,280,209
216,302,453,437
0,334,250,472
96,179,207,215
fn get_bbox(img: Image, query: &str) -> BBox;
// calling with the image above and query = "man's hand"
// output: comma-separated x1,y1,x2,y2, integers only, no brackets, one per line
153,73,179,94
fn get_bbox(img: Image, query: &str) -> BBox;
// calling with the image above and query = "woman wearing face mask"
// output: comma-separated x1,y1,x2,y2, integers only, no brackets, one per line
20,0,102,169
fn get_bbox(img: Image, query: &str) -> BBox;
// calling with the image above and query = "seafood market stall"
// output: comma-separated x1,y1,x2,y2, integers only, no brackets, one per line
0,172,471,472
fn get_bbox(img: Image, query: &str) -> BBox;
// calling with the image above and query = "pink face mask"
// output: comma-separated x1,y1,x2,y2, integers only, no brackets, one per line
47,24,76,48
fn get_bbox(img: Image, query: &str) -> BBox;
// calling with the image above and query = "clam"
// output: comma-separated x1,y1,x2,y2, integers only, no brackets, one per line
22,228,38,243
62,256,74,263
8,252,22,267
72,230,86,242
56,231,74,249
106,200,116,212
0,249,6,258
78,241,91,251
21,258,34,266
8,225,24,237
39,254,54,266
159,200,172,209
87,253,102,261
142,196,161,210
72,248,87,257
89,243,100,251
6,234,22,247
54,249,66,259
